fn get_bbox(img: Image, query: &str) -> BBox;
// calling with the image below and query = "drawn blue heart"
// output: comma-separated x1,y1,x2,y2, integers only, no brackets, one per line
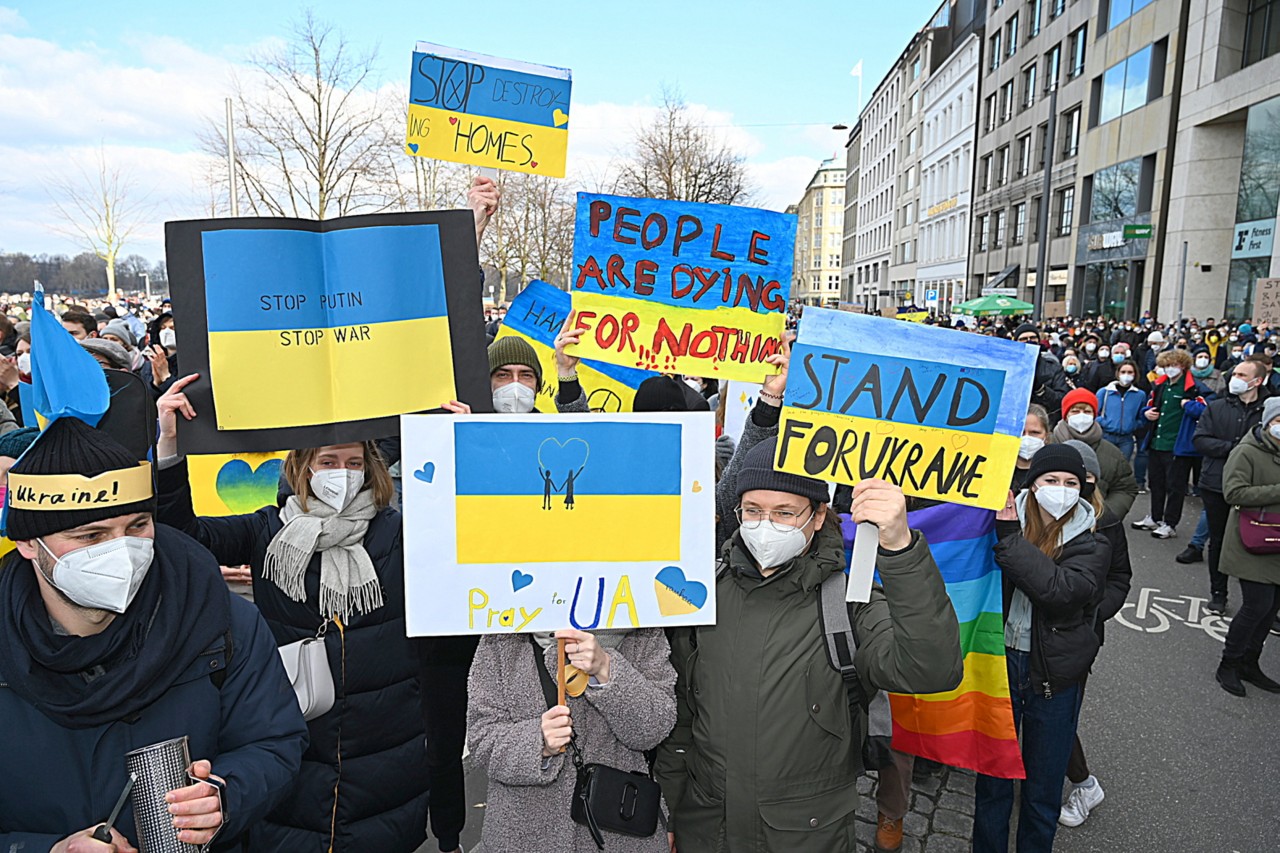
537,437,589,475
413,462,435,483
654,566,708,616
512,570,534,592
407,142,420,154
215,458,283,514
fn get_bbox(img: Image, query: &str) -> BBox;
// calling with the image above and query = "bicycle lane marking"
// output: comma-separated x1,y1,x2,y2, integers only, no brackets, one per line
1113,586,1232,643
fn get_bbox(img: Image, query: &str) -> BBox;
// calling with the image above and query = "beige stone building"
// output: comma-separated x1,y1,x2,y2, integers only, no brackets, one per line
791,157,847,306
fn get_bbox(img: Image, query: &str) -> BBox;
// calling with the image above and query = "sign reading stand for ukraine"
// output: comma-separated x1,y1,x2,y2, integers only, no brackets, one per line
494,280,657,413
400,413,716,635
406,43,571,177
775,308,1037,511
166,212,492,454
567,193,796,382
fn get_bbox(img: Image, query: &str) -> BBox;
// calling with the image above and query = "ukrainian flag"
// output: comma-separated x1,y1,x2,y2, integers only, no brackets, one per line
28,283,109,428
200,225,455,430
453,421,681,563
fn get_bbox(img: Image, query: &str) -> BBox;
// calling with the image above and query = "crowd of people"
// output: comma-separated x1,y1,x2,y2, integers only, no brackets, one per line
2,178,1277,853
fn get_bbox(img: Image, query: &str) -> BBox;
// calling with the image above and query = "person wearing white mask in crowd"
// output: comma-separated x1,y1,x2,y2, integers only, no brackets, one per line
1052,389,1138,520
974,444,1110,853
1190,344,1225,397
1097,359,1147,488
1014,404,1052,493
1132,349,1211,539
154,374,432,852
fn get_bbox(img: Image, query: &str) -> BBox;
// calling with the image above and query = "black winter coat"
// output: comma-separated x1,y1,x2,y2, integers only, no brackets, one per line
1093,508,1132,646
995,521,1111,696
1031,354,1071,424
1192,387,1272,493
158,460,429,853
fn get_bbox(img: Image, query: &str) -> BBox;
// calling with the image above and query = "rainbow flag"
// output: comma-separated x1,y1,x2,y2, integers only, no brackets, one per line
842,503,1025,779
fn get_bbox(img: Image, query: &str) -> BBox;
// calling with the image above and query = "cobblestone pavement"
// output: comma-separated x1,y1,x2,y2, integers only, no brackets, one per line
853,764,975,853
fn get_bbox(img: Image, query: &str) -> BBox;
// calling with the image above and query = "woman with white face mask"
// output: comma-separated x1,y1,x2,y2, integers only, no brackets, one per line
1051,389,1138,520
1097,359,1148,494
153,375,432,852
1013,405,1052,492
974,444,1110,853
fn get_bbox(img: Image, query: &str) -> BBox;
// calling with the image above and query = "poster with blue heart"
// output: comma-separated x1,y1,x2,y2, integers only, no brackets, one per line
188,452,288,517
400,413,716,635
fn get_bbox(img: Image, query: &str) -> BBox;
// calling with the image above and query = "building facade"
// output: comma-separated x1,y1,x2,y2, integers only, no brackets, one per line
889,33,937,302
918,33,982,313
841,121,863,306
790,157,846,306
852,59,904,312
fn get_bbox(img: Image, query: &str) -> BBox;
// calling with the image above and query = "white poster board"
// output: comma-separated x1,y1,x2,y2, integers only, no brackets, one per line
723,381,763,444
401,412,717,635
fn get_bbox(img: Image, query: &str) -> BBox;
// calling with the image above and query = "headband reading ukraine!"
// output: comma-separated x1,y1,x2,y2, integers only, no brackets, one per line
9,463,154,510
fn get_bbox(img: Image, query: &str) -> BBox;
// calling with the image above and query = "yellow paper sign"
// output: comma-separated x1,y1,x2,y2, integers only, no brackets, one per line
188,452,289,517
9,463,153,511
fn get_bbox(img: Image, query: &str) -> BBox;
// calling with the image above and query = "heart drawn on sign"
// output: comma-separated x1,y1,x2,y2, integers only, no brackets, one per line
654,566,708,617
552,108,569,127
951,434,970,450
215,458,284,515
530,160,539,169
692,481,703,493
537,438,589,477
407,142,420,154
413,462,436,483
449,116,458,125
512,570,534,592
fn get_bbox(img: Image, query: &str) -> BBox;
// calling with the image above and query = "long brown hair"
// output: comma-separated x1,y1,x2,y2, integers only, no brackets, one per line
282,441,395,512
1022,492,1074,559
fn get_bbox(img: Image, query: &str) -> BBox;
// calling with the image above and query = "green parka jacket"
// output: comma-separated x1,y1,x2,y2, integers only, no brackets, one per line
652,518,962,853
1221,426,1280,586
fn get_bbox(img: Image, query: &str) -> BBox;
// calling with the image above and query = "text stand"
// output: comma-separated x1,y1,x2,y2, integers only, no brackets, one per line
847,521,878,603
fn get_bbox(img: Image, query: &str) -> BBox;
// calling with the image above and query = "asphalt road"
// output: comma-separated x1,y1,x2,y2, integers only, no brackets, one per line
421,496,1280,852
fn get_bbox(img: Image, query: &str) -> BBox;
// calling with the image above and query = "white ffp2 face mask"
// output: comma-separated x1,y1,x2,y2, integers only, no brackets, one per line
1229,376,1253,396
1033,485,1079,520
309,468,365,512
159,328,176,349
1067,413,1095,432
37,536,154,614
16,353,30,375
740,513,815,569
1163,366,1182,379
492,381,537,414
1019,435,1045,460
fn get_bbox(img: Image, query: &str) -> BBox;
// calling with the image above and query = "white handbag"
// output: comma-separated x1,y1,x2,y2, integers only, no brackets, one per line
279,622,335,721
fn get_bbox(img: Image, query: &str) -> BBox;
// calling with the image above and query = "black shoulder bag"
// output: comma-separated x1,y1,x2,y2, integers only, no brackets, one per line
528,635,662,849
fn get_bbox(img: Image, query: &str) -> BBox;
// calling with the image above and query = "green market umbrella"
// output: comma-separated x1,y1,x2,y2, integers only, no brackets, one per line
953,295,1035,316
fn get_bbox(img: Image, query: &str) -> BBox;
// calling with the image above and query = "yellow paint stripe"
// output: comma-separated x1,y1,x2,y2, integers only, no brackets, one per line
405,103,568,178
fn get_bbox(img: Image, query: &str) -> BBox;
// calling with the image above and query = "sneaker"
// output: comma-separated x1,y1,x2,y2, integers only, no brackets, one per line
1132,515,1158,530
1152,523,1177,539
1059,777,1105,827
1175,545,1203,564
875,813,904,852
1207,594,1227,615
1271,617,1280,636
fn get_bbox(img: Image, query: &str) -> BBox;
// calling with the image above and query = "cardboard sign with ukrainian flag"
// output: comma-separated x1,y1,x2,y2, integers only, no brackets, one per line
775,308,1036,510
406,42,571,177
400,413,716,635
496,280,657,413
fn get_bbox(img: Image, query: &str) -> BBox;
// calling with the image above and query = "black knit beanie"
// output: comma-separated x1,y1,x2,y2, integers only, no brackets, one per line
1014,322,1040,340
735,436,830,504
1025,443,1086,488
633,376,690,412
487,336,542,387
5,418,155,540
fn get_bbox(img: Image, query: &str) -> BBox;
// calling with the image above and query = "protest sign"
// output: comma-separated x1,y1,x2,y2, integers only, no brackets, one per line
722,380,762,443
401,413,716,636
495,280,657,412
774,308,1036,512
1255,278,1280,327
567,193,796,382
166,211,491,454
188,452,288,516
406,42,571,178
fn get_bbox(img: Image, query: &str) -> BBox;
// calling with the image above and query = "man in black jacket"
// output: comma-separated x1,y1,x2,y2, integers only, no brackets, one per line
1191,358,1272,614
1015,323,1072,425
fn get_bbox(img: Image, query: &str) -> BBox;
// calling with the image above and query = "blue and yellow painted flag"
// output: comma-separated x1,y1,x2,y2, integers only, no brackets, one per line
200,225,455,431
775,307,1037,510
406,43,571,177
496,280,656,413
452,420,682,564
28,283,109,428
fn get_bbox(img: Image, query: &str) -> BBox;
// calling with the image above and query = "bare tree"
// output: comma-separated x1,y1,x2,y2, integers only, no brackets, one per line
47,148,146,302
616,90,756,206
200,12,395,219
478,172,576,302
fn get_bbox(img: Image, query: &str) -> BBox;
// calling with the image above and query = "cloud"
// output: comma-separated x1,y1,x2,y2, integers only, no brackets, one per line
0,6,25,33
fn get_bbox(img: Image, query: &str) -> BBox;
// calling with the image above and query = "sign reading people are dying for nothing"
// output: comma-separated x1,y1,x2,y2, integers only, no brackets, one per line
166,212,492,455
775,309,1037,511
568,193,797,382
400,412,717,636
406,42,571,177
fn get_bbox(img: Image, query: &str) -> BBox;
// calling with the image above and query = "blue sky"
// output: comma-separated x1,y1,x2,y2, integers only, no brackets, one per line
1,0,944,262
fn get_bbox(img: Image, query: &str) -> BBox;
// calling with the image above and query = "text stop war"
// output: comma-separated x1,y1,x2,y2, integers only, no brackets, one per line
279,326,372,346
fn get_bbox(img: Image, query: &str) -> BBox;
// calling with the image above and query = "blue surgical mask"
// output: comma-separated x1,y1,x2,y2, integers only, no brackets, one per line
1112,353,1125,364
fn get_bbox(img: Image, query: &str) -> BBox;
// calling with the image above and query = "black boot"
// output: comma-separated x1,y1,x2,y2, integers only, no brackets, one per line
1239,658,1280,693
1216,659,1247,697
1207,593,1227,615
1176,545,1203,564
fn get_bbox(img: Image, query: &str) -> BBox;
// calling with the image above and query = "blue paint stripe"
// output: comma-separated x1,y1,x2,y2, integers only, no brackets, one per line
410,51,571,128
944,573,1004,624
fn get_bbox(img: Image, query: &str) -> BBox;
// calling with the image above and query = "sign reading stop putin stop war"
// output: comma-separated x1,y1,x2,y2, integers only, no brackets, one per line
775,309,1037,510
568,193,796,382
406,42,571,177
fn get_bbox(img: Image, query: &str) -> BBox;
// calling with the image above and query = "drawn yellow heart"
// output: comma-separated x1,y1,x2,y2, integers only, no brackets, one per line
692,481,703,493
951,434,970,450
874,421,894,436
552,108,569,127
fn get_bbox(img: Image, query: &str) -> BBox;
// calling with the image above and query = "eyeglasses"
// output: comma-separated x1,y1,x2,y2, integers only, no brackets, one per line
735,505,814,532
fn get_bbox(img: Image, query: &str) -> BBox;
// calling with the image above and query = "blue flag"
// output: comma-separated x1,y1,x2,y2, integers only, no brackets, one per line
28,284,109,428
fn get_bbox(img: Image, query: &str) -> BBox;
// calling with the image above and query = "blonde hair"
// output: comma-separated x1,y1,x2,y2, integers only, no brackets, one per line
1156,349,1192,371
282,442,394,512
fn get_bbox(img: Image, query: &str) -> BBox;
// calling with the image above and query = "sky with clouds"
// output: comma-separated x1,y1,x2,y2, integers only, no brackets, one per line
0,0,944,265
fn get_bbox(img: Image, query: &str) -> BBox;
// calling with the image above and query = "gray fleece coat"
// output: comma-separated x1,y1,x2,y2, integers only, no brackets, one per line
467,629,677,853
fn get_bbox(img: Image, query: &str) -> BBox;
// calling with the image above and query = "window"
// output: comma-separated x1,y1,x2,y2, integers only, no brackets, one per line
1068,26,1087,78
984,94,999,132
997,146,1011,185
1088,157,1143,222
815,211,824,228
1245,0,1280,67
1096,46,1154,124
1036,122,1049,170
977,213,990,251
1022,63,1038,108
991,32,1003,70
980,154,994,192
994,209,1007,248
1007,15,1020,56
1029,0,1042,36
912,56,923,80
1017,133,1033,177
1057,187,1075,236
1051,0,1065,18
1001,81,1015,121
1045,44,1062,92
1013,203,1028,244
1108,0,1155,30
905,129,917,155
1062,106,1081,158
